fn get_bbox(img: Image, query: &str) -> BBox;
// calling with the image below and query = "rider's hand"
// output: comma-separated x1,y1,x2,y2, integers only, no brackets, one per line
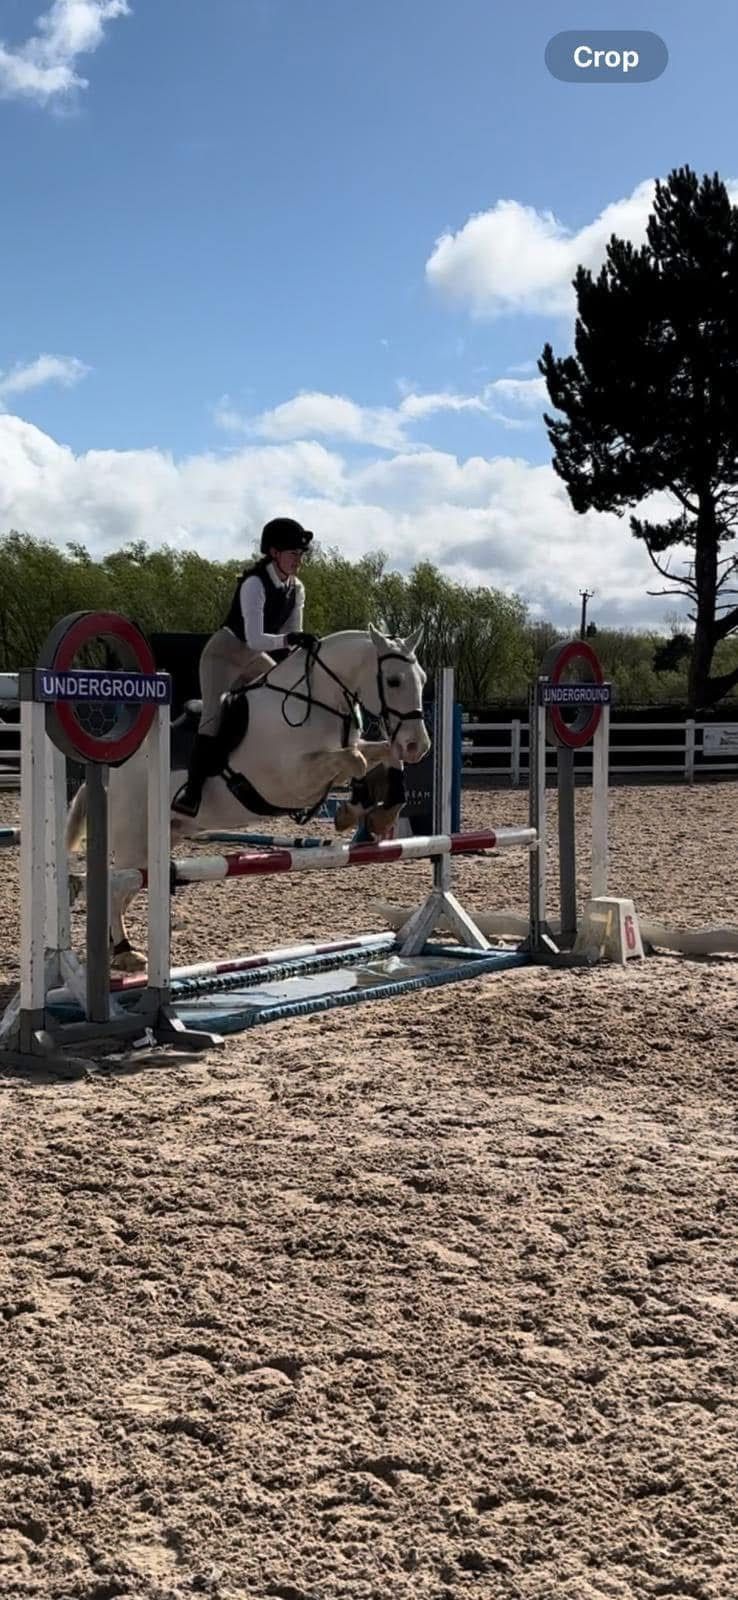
286,631,319,650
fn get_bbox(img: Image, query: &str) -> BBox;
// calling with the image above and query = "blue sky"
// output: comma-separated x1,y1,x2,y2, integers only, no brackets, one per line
1,0,737,632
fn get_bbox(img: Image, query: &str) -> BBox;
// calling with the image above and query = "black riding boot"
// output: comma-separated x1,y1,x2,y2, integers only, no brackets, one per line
171,733,220,818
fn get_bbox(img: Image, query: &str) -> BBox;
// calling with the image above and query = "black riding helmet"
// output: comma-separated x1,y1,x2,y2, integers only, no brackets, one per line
260,517,313,555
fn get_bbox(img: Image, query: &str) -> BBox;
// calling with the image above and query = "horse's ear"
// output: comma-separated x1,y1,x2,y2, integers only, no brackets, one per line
403,624,423,656
368,623,388,651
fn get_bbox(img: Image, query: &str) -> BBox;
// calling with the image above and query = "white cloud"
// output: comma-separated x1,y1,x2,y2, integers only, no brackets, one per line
212,397,251,435
425,182,659,317
485,377,547,410
0,354,90,403
223,391,410,452
398,391,486,421
216,379,545,451
0,0,130,107
0,409,694,630
426,179,738,320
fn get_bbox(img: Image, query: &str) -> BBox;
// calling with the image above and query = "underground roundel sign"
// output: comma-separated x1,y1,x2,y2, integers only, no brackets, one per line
36,611,170,765
539,639,611,749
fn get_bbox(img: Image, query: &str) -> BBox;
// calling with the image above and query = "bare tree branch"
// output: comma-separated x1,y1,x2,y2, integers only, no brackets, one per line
646,587,696,602
664,482,699,515
644,540,697,593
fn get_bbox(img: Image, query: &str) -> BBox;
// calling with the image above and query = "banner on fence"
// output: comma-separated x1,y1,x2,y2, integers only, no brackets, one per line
703,725,738,756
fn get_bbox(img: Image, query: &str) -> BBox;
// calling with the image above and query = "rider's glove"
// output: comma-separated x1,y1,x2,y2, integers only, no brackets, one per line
286,632,319,650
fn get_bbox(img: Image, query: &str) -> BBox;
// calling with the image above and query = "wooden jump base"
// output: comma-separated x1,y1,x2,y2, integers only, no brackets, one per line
373,903,738,958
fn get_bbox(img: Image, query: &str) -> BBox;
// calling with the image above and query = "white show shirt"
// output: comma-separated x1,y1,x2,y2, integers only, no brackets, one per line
239,562,305,651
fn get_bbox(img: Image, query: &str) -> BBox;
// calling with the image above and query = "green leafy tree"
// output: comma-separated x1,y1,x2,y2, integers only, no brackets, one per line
540,166,738,711
653,632,691,674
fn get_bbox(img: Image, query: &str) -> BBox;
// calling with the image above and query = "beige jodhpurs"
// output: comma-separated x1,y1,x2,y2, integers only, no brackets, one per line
198,627,275,735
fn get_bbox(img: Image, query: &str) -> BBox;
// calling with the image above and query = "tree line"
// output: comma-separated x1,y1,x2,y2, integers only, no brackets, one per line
2,530,736,708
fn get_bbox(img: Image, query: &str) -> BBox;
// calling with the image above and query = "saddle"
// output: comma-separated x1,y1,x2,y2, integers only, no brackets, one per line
176,688,330,823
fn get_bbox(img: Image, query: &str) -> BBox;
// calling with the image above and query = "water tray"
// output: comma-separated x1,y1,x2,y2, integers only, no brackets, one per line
48,942,529,1036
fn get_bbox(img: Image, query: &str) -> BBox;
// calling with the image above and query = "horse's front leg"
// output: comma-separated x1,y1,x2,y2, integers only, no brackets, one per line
334,755,408,840
302,746,368,796
356,739,393,765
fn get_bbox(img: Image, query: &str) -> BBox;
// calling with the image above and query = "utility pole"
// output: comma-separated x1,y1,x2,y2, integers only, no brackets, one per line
579,589,595,638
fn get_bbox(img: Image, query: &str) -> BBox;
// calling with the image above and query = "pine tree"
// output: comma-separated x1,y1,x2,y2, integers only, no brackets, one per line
539,166,738,710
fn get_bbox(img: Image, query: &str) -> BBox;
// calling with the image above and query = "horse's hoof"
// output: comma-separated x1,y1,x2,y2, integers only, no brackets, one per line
366,805,402,841
334,801,360,833
111,947,147,973
68,873,85,906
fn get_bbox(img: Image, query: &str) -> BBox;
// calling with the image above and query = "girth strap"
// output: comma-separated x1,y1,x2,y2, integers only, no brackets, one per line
221,763,331,826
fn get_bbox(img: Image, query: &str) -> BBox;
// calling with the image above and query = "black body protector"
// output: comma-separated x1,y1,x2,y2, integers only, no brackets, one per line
224,558,296,642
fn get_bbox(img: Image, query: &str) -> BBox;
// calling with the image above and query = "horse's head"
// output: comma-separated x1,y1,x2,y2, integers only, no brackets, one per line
366,624,430,764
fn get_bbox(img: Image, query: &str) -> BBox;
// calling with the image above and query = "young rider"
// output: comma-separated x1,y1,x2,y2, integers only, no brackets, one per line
172,516,317,817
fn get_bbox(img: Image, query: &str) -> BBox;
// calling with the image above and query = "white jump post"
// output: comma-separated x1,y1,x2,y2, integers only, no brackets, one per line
591,696,610,900
0,685,70,1052
382,668,525,957
17,693,51,1048
528,640,611,954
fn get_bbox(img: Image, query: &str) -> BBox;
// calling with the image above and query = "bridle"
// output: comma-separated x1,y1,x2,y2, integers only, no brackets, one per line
370,649,427,747
258,637,426,749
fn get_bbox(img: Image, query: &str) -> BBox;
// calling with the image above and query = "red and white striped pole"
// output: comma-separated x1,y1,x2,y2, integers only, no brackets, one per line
107,827,537,895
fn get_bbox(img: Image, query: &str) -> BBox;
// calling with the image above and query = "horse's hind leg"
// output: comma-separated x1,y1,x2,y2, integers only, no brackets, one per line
109,757,150,972
111,886,147,972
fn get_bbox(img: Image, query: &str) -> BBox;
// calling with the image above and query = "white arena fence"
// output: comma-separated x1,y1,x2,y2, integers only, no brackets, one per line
2,666,737,792
462,711,738,785
0,720,20,789
0,671,20,788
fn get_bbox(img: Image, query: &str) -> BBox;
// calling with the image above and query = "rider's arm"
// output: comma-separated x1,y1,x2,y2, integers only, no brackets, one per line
240,575,296,651
281,581,305,640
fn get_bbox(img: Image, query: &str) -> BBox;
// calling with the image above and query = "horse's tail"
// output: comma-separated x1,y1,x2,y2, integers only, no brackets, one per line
65,782,88,853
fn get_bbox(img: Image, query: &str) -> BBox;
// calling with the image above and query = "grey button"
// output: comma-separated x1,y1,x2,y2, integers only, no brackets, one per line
545,31,668,83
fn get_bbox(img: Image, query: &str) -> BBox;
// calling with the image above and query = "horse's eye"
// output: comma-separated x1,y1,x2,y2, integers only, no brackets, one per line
387,674,401,688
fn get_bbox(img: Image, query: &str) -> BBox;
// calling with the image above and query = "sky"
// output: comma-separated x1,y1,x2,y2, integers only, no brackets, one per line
1,0,737,634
